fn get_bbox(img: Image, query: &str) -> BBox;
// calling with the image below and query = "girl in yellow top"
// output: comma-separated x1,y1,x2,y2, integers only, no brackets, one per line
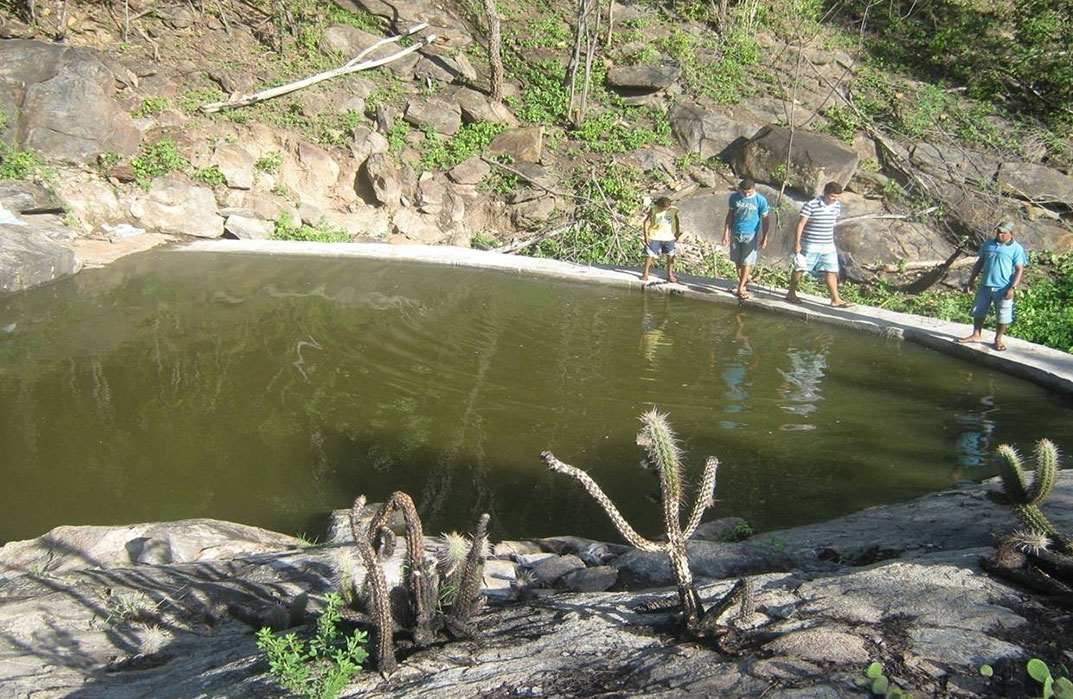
642,196,681,283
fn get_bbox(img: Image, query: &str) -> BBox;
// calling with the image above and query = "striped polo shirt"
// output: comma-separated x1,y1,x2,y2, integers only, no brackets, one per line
799,197,842,251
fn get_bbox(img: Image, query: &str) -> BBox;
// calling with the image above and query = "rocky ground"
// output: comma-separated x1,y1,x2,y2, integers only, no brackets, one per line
2,0,1072,295
1,472,1070,698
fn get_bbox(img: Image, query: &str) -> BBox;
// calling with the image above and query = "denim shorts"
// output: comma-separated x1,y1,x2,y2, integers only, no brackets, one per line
646,240,675,257
793,249,839,274
730,236,759,266
971,285,1014,325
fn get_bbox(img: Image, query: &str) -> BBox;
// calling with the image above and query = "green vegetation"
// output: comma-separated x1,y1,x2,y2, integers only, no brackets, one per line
856,661,912,697
656,28,762,105
272,212,350,243
570,107,671,154
132,97,171,118
192,165,226,188
516,15,570,48
130,140,189,189
1028,658,1073,699
420,122,505,170
0,141,42,180
995,438,1069,554
255,151,283,174
179,88,224,114
849,0,1073,132
256,593,368,699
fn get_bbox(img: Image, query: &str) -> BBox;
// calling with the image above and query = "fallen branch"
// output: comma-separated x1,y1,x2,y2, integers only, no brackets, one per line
494,223,575,254
200,24,434,113
864,257,975,273
840,206,939,224
480,157,582,200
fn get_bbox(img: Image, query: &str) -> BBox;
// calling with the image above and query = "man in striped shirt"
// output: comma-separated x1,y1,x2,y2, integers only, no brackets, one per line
785,181,854,308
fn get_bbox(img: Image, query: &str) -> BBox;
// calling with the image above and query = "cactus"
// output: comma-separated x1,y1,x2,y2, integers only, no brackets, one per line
347,492,489,676
995,439,1070,555
542,409,720,635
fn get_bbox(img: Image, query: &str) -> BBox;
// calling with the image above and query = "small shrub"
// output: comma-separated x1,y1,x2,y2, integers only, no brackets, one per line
255,151,283,174
256,593,368,699
132,97,171,118
272,213,349,243
0,142,42,180
192,165,226,188
131,140,189,188
420,121,505,170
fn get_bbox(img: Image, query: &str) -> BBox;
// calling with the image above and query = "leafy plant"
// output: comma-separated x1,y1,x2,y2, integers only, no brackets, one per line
131,140,189,189
271,213,349,243
855,661,912,698
1027,658,1073,699
420,121,505,170
192,165,226,188
256,593,368,699
255,151,283,174
0,141,42,180
132,97,171,118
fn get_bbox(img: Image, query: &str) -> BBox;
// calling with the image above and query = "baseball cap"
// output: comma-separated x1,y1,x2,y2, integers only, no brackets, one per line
997,221,1016,233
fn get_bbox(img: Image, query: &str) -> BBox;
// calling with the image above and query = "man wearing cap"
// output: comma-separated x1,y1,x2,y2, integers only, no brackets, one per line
722,178,770,300
957,221,1027,352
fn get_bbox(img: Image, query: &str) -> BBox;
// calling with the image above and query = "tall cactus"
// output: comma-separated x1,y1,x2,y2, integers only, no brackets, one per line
995,439,1070,555
542,409,719,635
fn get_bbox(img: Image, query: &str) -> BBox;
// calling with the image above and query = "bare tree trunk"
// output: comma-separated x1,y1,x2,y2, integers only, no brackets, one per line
566,0,600,125
483,0,503,102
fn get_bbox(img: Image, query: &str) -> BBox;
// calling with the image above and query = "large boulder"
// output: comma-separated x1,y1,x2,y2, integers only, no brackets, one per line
129,179,225,238
211,143,257,191
0,180,63,214
392,207,446,243
738,125,859,196
53,174,127,227
277,141,340,209
487,126,543,164
320,23,381,57
451,87,518,126
669,102,758,160
0,39,141,164
605,61,681,93
909,143,999,186
404,96,462,136
0,223,81,294
359,152,415,207
996,161,1073,208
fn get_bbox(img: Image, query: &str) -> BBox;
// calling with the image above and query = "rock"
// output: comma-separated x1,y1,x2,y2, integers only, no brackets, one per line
0,39,141,164
452,87,518,126
278,141,340,209
763,629,870,665
223,214,273,240
838,218,955,282
606,61,681,92
738,125,860,196
909,143,999,186
392,207,444,243
668,102,758,160
1024,220,1073,254
529,554,586,586
448,156,490,185
348,125,390,163
320,24,382,57
493,541,546,558
54,176,126,226
511,196,558,226
129,179,225,238
404,96,462,135
851,133,877,163
690,517,751,542
212,143,256,190
482,559,519,600
0,223,81,294
216,191,299,226
322,208,391,238
361,152,410,207
0,180,64,214
298,202,325,226
613,541,794,588
385,51,422,79
996,161,1073,207
417,175,447,214
908,627,1023,667
488,126,543,164
560,566,617,592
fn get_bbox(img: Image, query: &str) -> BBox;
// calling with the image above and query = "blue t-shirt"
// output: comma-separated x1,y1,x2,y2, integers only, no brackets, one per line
728,192,769,239
979,238,1027,289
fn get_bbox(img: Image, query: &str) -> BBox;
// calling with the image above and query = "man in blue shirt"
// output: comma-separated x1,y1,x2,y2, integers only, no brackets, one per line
721,179,769,299
957,221,1028,351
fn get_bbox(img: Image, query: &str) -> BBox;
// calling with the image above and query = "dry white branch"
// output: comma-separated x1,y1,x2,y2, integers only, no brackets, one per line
200,24,434,113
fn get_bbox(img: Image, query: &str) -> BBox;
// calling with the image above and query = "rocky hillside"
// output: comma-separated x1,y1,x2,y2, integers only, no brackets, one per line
1,0,1072,293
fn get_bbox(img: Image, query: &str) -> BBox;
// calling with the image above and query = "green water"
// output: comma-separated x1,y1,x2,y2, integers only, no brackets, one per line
1,251,1070,544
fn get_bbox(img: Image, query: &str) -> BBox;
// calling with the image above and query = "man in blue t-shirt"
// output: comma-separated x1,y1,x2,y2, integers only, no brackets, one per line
957,220,1028,351
721,179,769,299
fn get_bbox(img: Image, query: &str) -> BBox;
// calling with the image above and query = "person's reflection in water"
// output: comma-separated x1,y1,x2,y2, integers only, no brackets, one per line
721,311,757,420
777,334,832,428
639,292,673,367
948,384,998,482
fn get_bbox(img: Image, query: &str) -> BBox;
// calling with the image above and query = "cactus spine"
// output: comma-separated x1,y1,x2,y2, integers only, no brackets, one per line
996,439,1069,555
542,409,720,635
